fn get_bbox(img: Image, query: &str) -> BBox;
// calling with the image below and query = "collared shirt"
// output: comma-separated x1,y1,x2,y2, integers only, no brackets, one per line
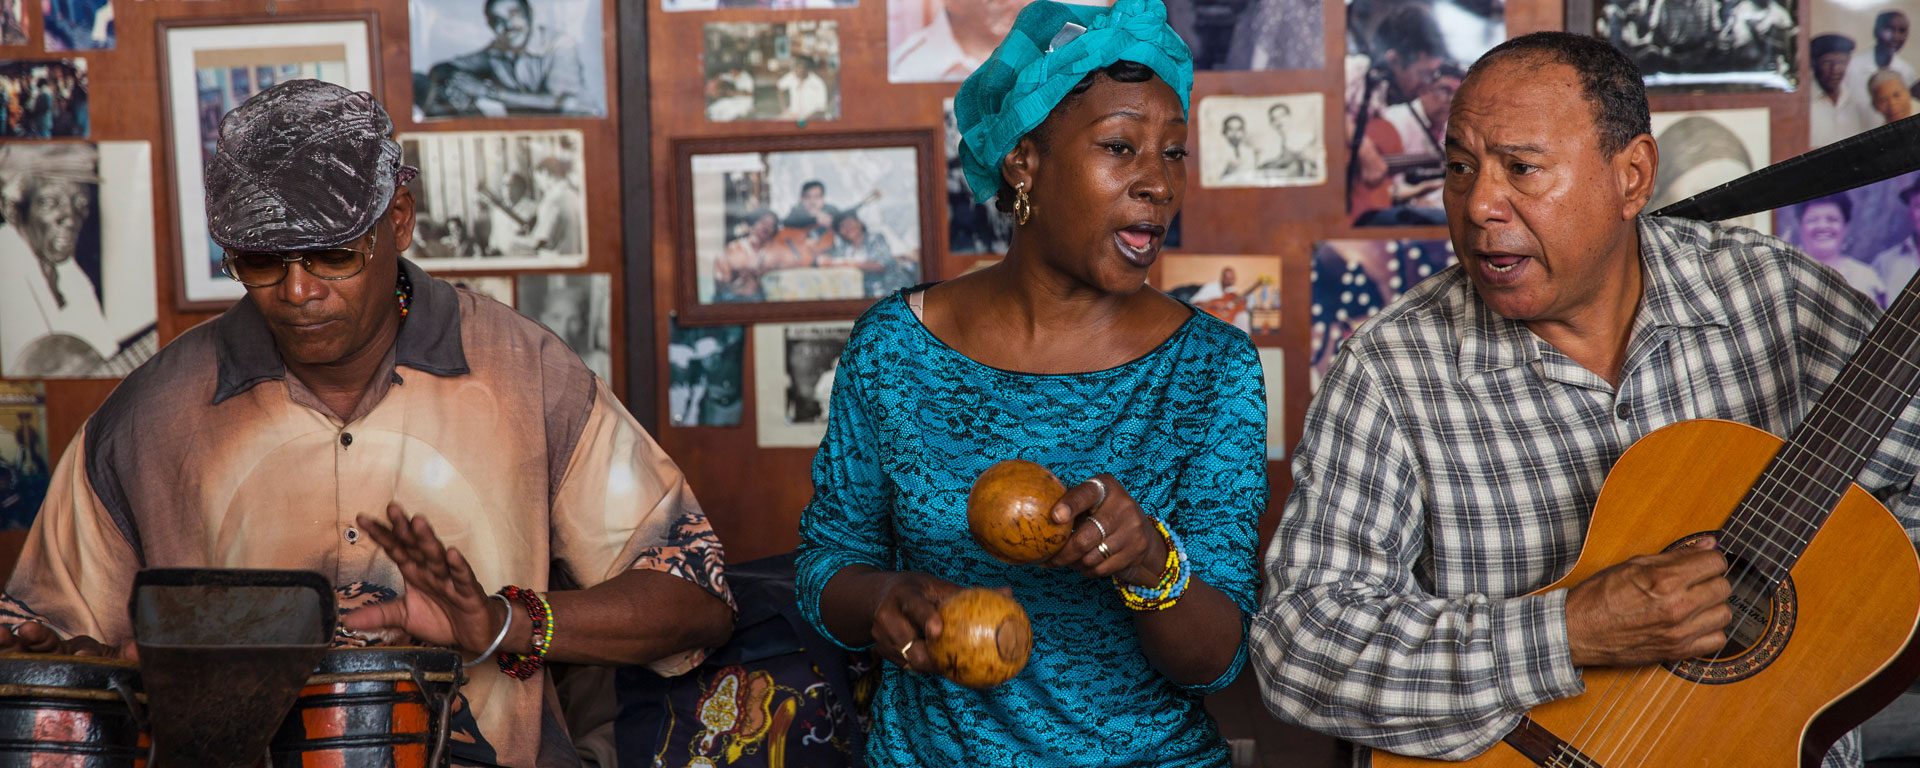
1253,217,1920,767
1811,84,1879,148
1874,236,1919,297
889,11,984,83
2,259,731,767
439,25,593,115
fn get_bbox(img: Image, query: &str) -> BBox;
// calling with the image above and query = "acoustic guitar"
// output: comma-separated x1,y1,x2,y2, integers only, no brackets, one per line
1347,115,1443,220
1374,279,1920,765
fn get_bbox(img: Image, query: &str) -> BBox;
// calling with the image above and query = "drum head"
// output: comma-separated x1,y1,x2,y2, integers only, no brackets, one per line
312,647,460,677
0,653,139,692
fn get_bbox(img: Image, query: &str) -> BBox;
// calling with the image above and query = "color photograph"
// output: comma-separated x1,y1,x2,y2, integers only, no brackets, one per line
703,21,841,122
888,0,1033,83
1777,170,1920,307
1310,238,1454,389
0,60,87,138
1808,0,1917,147
43,0,110,51
0,380,45,530
1156,254,1283,336
668,322,746,427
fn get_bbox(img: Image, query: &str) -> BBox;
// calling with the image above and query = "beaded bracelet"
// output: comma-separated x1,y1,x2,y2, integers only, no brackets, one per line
1116,518,1190,612
496,585,553,680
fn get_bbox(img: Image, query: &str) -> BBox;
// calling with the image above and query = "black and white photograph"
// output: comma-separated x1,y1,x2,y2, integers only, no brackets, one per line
0,380,46,530
1776,170,1920,308
668,0,853,13
1,0,28,47
1593,0,1796,88
942,98,1013,256
43,0,110,51
403,129,588,271
888,0,1032,83
0,60,88,138
163,17,374,307
1198,94,1327,188
753,321,853,448
448,275,517,307
1310,238,1454,390
1257,349,1285,460
410,0,607,119
0,141,157,379
1168,0,1324,70
1344,0,1495,225
518,273,612,382
1809,1,1917,148
1650,108,1769,234
683,135,930,324
703,21,840,123
669,322,746,427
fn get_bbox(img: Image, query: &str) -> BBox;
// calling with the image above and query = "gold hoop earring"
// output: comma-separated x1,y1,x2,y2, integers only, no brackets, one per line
1013,182,1033,226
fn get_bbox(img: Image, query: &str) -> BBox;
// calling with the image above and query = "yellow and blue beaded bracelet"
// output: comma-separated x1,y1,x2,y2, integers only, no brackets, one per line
1116,518,1190,611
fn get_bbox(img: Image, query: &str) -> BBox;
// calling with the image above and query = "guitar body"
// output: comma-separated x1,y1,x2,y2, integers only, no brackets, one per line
1375,419,1920,768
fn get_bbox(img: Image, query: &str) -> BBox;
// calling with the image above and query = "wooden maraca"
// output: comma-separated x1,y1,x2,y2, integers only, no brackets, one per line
926,587,1033,689
966,459,1071,564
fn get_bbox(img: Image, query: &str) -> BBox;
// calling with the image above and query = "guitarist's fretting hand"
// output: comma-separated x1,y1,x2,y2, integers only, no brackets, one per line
1564,537,1734,667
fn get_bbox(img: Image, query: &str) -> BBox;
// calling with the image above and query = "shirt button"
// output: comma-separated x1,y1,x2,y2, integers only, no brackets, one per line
1616,403,1631,420
344,527,360,544
340,432,353,447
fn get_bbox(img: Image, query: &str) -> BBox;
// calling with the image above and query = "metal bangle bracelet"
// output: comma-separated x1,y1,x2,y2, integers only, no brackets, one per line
465,592,515,668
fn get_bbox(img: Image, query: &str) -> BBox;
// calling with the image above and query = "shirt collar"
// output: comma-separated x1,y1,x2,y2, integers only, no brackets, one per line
212,258,469,404
1455,215,1729,380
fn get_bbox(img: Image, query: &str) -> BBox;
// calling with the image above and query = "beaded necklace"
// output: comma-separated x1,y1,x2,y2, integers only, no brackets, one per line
395,268,414,319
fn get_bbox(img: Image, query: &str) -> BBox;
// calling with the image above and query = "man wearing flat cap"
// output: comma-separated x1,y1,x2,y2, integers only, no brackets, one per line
1812,33,1878,148
0,79,733,766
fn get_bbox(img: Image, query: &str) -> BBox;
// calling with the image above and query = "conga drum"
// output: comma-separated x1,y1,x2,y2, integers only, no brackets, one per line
269,647,462,768
0,653,147,766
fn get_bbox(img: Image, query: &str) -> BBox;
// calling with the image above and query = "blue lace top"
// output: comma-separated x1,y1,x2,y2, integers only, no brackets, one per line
796,288,1268,767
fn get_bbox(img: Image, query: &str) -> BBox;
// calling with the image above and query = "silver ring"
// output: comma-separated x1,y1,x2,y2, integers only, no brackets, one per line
1086,516,1110,540
1097,541,1113,560
1086,477,1110,507
900,640,914,658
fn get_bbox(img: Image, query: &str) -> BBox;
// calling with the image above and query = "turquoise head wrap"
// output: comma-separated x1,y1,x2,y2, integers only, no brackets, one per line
953,0,1194,205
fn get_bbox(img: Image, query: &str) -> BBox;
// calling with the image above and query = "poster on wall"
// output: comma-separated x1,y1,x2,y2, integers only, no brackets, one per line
1649,108,1770,235
1167,0,1324,70
518,273,611,382
1591,0,1796,89
1344,0,1497,226
1,0,27,47
1776,170,1920,308
754,321,854,448
1808,1,1916,148
1198,94,1326,189
43,0,109,51
888,0,1034,83
402,129,589,271
0,60,87,138
411,0,607,119
703,22,841,123
1309,239,1455,390
0,380,46,530
1154,255,1283,336
669,322,745,427
163,18,375,309
0,142,157,379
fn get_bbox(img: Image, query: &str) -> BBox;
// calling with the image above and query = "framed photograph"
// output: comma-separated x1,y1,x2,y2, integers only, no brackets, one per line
668,321,745,427
671,0,854,14
0,142,158,379
1576,0,1795,89
674,130,939,325
1168,0,1324,70
1777,170,1920,308
411,0,607,119
402,129,588,270
1650,108,1770,235
889,0,1034,83
703,21,840,123
942,98,1013,256
0,60,87,138
1,0,27,47
1345,0,1495,226
754,320,854,448
1155,255,1283,336
518,273,611,381
1257,349,1286,460
0,380,47,530
1310,239,1455,390
43,0,110,51
1198,94,1327,189
1808,2,1916,148
160,15,379,310
447,275,517,307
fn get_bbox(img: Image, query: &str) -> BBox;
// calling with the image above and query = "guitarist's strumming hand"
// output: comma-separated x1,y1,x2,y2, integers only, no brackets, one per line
1564,536,1733,667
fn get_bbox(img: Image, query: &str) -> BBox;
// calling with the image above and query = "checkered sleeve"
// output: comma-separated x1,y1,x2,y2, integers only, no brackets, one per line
1250,342,1584,759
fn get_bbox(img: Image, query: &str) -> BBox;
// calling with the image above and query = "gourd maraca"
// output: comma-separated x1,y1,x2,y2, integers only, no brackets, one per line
966,459,1070,564
926,587,1033,689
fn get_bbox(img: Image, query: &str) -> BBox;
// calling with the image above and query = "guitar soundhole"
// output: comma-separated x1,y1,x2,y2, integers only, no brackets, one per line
1661,531,1798,685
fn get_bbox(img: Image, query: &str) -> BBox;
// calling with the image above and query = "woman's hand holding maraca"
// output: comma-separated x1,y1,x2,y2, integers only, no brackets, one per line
869,571,964,673
1044,473,1170,587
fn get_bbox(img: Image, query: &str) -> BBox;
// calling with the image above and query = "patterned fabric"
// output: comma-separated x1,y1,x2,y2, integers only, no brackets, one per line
796,290,1267,767
953,0,1193,203
3,259,731,768
1254,216,1920,767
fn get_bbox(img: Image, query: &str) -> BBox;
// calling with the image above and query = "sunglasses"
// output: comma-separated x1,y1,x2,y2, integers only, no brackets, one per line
221,229,379,288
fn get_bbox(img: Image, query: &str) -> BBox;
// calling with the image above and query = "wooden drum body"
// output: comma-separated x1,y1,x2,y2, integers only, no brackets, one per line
0,653,146,766
270,648,462,768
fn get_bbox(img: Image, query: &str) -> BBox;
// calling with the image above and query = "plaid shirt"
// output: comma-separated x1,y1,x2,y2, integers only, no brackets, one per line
1253,217,1920,767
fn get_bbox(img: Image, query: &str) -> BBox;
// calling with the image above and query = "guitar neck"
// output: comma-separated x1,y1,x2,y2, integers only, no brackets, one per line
1724,269,1920,582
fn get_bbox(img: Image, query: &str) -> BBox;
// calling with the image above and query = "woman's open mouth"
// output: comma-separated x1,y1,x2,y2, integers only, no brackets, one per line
1115,223,1165,268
